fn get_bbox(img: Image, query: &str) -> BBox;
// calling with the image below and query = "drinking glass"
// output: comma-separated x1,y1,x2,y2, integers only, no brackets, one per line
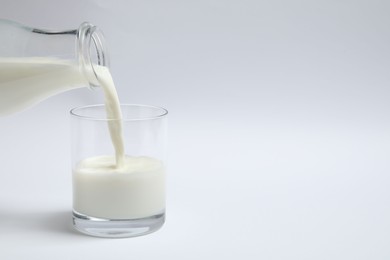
70,104,167,238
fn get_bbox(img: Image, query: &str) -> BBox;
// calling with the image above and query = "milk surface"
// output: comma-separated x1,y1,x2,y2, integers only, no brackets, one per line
73,155,165,219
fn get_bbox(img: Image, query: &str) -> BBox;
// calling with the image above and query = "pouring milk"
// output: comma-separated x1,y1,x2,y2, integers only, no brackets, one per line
0,57,165,219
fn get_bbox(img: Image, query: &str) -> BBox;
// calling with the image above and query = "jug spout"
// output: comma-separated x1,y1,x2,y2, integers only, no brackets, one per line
77,22,110,87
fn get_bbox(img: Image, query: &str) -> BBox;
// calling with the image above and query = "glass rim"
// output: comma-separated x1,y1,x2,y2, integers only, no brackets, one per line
70,104,168,121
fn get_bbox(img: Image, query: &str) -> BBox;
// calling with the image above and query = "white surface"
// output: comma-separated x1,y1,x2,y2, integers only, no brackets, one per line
0,0,390,259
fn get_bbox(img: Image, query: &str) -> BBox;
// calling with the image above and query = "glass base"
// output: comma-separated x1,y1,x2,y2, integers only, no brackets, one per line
72,211,165,238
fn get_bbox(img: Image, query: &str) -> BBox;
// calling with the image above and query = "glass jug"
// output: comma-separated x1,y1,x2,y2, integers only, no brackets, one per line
0,19,109,116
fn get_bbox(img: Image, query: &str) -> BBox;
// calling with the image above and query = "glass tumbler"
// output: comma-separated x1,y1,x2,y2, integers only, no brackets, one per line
70,104,167,238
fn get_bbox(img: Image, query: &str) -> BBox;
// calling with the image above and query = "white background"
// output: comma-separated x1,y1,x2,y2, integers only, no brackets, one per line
1,0,390,259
